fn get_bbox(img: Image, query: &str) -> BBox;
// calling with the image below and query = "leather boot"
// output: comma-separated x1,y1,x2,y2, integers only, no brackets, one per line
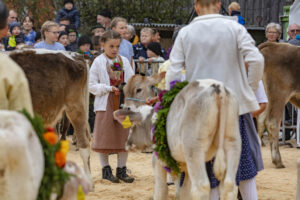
102,166,119,183
116,166,134,183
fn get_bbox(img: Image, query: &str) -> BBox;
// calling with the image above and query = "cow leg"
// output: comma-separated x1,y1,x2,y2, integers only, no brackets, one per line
152,155,168,200
265,101,286,168
66,107,93,187
184,150,210,200
218,99,240,200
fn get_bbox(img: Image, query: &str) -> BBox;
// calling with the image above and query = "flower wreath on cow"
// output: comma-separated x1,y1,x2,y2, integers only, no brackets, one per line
151,80,189,176
21,110,85,200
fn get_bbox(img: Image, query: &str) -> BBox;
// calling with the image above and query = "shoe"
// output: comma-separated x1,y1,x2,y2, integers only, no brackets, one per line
116,167,134,183
102,166,119,183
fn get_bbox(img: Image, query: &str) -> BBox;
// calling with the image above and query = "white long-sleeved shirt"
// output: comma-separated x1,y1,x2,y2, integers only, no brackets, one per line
166,14,264,115
89,54,134,111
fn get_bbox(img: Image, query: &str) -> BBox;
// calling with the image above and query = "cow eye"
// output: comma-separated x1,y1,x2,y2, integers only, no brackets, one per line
136,88,142,93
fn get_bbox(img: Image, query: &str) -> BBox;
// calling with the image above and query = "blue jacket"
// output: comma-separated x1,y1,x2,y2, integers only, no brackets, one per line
231,11,245,25
56,7,80,29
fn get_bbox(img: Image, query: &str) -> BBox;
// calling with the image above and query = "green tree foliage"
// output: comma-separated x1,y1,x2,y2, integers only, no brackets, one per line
4,0,192,32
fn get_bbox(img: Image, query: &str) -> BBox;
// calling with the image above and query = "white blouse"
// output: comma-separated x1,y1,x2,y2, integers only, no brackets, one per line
89,53,134,112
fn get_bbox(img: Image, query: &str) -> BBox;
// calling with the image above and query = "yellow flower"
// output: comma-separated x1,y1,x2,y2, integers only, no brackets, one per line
122,116,132,129
55,151,66,168
43,131,58,145
77,185,85,200
60,140,69,155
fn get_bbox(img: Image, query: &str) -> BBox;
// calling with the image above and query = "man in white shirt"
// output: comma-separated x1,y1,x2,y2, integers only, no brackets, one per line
165,0,264,200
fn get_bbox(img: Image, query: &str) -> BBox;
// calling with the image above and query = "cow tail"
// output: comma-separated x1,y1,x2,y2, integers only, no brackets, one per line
213,86,227,181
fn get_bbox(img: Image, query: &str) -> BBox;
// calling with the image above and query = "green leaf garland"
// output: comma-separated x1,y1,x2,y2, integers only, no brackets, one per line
153,81,189,176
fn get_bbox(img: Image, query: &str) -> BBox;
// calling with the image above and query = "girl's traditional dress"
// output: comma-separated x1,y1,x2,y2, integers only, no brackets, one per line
89,53,134,153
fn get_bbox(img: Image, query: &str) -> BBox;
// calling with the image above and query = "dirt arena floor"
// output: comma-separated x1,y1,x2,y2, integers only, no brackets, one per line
67,139,300,200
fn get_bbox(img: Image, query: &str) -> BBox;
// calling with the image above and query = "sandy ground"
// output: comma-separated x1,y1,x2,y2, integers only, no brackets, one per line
67,140,300,200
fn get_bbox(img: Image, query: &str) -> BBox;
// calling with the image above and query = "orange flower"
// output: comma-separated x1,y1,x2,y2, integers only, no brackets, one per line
55,151,66,168
43,131,58,145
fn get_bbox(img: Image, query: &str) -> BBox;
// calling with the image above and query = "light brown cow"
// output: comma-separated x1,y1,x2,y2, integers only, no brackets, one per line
257,42,300,168
114,74,241,200
7,49,92,184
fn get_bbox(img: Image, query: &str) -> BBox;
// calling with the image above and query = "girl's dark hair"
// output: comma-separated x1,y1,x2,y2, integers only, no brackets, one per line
101,30,121,43
22,15,34,25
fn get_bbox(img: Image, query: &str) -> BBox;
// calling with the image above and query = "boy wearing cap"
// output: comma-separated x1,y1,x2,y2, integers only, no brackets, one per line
56,0,80,30
77,35,93,59
6,21,24,51
97,9,112,29
91,24,105,37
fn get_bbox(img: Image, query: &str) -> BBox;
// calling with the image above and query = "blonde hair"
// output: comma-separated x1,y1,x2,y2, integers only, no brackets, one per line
41,21,59,39
110,17,127,29
228,2,241,12
194,0,219,6
140,27,154,35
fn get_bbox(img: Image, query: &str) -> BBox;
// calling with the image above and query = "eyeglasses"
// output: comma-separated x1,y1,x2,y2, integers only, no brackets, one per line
289,29,300,33
267,31,278,34
47,31,60,35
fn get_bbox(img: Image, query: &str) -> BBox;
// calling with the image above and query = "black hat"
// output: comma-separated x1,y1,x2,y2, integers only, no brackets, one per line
63,0,74,6
78,35,91,47
58,31,68,41
98,9,112,19
91,23,105,32
147,42,162,56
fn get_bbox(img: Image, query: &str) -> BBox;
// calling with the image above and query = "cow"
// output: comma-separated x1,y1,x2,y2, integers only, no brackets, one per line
0,111,91,200
7,49,92,184
114,74,241,200
0,111,44,200
257,42,300,168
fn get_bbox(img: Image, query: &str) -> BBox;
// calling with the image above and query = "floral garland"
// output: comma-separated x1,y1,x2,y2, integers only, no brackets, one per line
152,80,189,176
21,110,70,200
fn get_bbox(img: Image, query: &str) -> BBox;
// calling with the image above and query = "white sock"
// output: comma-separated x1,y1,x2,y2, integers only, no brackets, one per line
117,152,128,168
99,153,109,168
239,178,258,200
210,187,219,200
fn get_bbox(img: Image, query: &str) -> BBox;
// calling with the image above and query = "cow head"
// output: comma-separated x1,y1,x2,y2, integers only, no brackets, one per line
114,105,154,151
122,72,165,111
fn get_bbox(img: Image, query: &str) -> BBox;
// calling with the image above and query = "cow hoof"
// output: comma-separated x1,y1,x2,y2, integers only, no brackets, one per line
275,163,285,168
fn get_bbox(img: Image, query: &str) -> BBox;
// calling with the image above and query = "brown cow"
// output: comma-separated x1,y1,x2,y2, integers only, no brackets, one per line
7,49,92,184
257,42,300,168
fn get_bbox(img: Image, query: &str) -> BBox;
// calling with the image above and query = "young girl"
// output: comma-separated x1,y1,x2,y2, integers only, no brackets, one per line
22,15,36,46
89,30,134,183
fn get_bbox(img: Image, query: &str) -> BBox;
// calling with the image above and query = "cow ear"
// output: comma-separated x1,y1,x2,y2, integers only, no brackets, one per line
148,72,165,85
113,110,142,127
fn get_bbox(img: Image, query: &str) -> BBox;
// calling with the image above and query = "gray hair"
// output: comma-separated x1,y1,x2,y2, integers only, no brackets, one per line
127,24,136,36
266,22,282,36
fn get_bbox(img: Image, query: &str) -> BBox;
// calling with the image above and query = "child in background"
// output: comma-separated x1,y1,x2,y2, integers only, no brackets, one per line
58,31,69,49
91,24,105,37
228,1,245,25
89,30,134,183
22,16,36,46
77,35,93,59
66,25,78,52
133,27,154,60
56,0,80,29
6,22,24,50
91,35,101,52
